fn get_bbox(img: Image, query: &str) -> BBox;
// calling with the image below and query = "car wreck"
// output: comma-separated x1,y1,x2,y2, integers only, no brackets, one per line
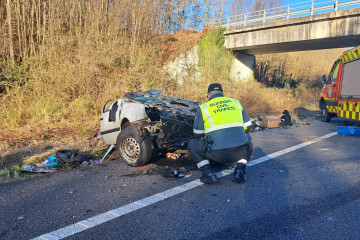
97,90,197,166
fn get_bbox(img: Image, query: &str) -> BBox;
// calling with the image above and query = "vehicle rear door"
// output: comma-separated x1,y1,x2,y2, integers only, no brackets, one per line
338,51,360,121
324,59,341,114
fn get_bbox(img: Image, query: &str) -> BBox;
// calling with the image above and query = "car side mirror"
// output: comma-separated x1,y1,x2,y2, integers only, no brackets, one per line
321,75,327,84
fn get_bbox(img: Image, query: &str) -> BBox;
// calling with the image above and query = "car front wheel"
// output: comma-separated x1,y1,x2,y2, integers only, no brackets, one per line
116,128,153,166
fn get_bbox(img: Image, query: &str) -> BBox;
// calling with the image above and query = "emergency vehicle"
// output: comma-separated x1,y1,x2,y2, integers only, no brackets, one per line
319,46,360,122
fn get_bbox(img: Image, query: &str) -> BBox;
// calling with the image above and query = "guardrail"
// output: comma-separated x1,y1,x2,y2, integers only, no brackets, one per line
221,0,360,29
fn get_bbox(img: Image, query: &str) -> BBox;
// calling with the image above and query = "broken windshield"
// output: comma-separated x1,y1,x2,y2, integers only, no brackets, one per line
125,90,198,110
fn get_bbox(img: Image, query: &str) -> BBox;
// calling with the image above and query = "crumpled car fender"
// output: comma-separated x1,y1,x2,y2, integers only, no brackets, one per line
120,103,148,123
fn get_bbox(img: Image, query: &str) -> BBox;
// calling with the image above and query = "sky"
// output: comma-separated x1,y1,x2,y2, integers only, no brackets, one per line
282,0,360,8
236,0,360,17
283,0,304,5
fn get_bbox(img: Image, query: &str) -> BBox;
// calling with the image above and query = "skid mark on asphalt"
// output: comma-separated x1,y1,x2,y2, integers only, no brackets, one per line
33,132,338,240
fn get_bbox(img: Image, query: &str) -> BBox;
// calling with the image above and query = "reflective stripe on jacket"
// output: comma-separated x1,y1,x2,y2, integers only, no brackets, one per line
200,97,244,133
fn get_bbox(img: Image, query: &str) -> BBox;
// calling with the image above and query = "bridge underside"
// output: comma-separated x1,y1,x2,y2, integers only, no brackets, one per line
225,8,360,55
234,35,360,55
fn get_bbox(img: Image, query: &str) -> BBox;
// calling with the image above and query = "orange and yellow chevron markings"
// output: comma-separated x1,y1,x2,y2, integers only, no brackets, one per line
342,47,360,63
338,102,360,121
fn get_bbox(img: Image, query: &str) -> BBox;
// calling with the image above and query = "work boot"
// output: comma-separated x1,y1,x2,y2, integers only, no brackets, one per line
233,168,245,183
199,163,219,185
233,162,246,184
200,172,219,184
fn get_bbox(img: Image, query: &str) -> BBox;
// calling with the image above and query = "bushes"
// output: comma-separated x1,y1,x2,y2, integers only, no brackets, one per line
255,49,344,89
198,28,234,84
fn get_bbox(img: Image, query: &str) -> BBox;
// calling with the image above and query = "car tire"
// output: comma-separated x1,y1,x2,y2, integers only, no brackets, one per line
320,102,332,122
116,127,153,167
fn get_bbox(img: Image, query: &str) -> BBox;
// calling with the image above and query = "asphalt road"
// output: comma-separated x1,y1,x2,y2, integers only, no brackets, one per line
1,118,359,240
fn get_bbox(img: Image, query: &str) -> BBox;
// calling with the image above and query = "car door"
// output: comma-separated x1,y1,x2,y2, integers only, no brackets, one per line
100,99,123,145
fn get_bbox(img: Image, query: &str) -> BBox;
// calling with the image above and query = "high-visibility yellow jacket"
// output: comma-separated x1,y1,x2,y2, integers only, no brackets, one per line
192,94,251,150
200,97,244,133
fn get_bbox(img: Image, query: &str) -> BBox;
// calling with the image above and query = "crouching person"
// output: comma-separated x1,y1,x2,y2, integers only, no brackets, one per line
188,83,253,184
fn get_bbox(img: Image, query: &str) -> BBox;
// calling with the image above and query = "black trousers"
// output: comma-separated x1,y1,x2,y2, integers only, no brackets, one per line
188,138,252,165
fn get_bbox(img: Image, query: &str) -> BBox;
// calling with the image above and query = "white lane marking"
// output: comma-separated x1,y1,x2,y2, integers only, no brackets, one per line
33,131,337,240
78,220,97,228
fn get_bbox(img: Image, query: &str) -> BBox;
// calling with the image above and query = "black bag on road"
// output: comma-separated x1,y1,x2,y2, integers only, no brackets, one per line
56,149,90,163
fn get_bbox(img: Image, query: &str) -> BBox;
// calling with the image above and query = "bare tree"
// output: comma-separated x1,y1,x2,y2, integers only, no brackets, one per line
250,0,283,11
229,0,283,15
6,0,14,64
1,0,245,66
203,0,227,27
187,0,202,29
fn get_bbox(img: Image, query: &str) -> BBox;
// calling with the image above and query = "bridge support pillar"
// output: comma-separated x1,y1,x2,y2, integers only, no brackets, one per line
230,52,255,82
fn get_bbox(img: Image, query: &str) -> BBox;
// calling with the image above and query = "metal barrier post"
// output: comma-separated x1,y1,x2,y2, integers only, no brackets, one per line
287,5,290,19
335,0,338,11
311,0,314,15
263,9,266,23
245,13,248,26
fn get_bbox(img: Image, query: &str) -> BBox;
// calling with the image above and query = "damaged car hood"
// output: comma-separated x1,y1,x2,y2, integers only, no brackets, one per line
125,90,198,126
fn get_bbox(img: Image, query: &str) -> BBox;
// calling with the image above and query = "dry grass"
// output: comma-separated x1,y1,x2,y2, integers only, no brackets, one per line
153,30,207,65
0,131,107,183
176,78,321,119
231,80,320,117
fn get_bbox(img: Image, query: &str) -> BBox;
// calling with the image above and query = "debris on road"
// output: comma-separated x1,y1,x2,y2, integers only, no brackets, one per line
80,159,102,167
249,110,293,131
248,115,265,132
120,167,150,177
163,170,192,178
22,150,98,173
56,149,92,163
338,126,360,135
166,152,181,160
138,166,149,170
35,156,60,168
22,165,55,173
279,110,293,129
87,129,99,140
22,155,60,173
264,115,282,128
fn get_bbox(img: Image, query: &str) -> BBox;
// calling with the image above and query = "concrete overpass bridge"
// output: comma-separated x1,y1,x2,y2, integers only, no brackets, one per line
222,0,360,81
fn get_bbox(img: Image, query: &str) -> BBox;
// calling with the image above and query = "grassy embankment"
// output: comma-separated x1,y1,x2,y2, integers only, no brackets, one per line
0,21,343,181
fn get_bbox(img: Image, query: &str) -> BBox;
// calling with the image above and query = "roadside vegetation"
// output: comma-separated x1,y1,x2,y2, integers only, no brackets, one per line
0,0,345,181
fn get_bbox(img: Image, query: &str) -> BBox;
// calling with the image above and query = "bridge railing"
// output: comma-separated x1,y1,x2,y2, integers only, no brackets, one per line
221,0,360,29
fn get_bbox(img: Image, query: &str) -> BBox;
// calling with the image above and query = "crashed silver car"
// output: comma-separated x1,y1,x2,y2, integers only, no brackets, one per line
97,90,197,166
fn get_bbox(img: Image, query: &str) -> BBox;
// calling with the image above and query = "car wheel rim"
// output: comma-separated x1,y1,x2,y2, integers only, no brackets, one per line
121,137,140,160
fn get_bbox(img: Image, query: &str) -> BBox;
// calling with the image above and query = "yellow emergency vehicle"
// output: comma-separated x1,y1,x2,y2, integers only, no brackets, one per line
319,46,360,122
